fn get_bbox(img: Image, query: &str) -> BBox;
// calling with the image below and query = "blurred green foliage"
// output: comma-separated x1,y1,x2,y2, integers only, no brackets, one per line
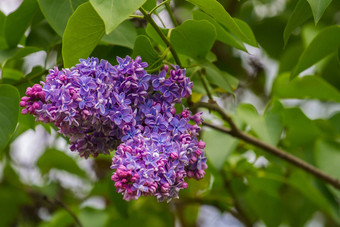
0,0,340,226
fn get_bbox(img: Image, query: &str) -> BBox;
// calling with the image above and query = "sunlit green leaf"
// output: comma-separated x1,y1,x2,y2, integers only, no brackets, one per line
62,2,105,68
102,20,137,49
273,73,340,102
90,0,146,34
192,10,246,52
307,0,333,24
237,101,283,146
170,20,216,60
186,0,256,46
202,128,238,170
202,61,236,93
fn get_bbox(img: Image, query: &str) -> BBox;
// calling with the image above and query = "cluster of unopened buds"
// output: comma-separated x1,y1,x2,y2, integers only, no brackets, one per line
20,56,208,202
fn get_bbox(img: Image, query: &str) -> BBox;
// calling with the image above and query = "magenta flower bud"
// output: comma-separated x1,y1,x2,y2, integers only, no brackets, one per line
21,109,29,114
33,84,42,92
162,64,169,72
161,183,170,192
111,174,119,181
181,110,190,118
190,156,197,164
192,112,203,125
182,182,188,189
25,87,32,96
201,163,208,170
19,101,26,107
187,170,194,178
171,107,176,115
195,170,205,179
33,102,40,109
197,141,206,149
170,152,178,160
195,149,202,156
21,96,30,101
114,182,122,188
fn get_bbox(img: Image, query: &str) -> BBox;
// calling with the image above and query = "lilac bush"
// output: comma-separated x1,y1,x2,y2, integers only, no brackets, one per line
20,56,207,201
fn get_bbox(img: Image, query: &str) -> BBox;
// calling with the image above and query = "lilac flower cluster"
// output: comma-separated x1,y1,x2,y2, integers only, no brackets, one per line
20,56,207,201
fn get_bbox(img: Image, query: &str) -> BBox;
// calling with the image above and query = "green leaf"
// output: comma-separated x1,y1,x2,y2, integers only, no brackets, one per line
1,68,24,84
186,0,256,46
26,21,61,50
145,23,168,47
237,102,283,146
0,11,7,49
315,140,340,180
0,186,31,227
192,10,246,52
79,207,109,227
307,0,333,24
62,2,105,68
89,0,146,34
273,73,340,102
5,0,39,48
38,0,87,36
102,20,137,49
202,61,236,93
292,25,340,78
314,140,340,198
37,148,87,177
202,128,238,170
283,0,312,46
131,35,160,68
0,85,19,151
233,18,257,47
170,20,216,60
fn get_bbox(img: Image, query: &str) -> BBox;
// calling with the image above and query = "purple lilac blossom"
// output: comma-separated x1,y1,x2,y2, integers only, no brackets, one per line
20,56,207,202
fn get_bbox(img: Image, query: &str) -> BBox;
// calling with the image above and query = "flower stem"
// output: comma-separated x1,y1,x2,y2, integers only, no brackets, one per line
139,7,182,67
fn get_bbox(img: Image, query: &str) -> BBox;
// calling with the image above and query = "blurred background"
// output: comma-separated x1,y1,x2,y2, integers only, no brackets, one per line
1,0,340,226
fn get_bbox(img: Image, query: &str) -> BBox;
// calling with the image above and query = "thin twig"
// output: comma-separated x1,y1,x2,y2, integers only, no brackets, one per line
199,68,214,102
221,174,253,227
149,0,171,15
139,7,182,67
165,1,178,27
44,196,83,227
193,102,340,190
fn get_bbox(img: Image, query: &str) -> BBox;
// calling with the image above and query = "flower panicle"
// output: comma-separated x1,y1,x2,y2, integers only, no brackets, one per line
20,56,207,202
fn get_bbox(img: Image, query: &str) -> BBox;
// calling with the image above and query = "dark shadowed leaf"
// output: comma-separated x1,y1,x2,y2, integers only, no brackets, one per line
37,148,86,177
283,0,312,46
131,35,160,68
292,25,340,78
0,85,19,151
5,0,39,48
38,0,87,36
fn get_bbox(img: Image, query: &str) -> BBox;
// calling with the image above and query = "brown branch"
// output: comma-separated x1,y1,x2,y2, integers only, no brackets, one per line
193,102,340,190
